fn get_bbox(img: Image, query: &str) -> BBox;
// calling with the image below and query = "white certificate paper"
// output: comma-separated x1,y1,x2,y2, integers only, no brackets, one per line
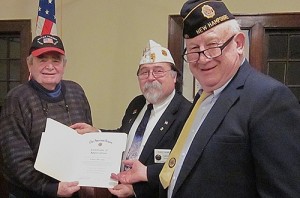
34,118,127,188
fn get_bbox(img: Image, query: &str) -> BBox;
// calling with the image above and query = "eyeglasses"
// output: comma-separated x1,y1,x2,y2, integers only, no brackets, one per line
182,35,235,63
137,69,172,80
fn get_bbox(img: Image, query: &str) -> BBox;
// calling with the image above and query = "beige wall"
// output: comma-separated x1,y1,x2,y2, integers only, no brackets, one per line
1,0,300,128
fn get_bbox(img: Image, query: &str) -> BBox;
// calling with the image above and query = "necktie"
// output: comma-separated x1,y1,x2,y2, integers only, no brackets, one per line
126,104,153,165
159,91,211,189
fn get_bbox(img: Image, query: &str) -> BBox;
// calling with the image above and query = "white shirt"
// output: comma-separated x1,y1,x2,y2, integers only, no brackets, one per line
123,90,176,164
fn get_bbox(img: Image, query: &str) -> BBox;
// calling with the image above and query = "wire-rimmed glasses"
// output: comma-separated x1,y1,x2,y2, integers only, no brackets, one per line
137,69,172,80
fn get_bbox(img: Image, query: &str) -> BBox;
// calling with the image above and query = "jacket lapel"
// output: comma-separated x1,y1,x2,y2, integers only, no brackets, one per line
139,93,183,163
123,100,145,133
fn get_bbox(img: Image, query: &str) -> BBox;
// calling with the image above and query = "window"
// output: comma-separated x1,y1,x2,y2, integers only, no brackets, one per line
0,20,31,111
266,31,300,99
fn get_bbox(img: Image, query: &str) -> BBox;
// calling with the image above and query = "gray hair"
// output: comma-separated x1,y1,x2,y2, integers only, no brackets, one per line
221,19,241,35
229,19,242,34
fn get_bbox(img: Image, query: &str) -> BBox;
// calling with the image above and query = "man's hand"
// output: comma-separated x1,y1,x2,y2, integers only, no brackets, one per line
69,123,99,134
57,181,80,197
111,160,147,184
108,184,134,198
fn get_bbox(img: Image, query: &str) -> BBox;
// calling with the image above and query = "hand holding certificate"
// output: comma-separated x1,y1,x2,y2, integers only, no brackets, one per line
34,118,127,188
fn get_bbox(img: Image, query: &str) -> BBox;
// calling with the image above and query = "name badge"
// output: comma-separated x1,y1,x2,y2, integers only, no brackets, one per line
154,149,171,163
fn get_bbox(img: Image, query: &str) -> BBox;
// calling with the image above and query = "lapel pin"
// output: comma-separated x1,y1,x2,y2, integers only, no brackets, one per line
168,157,176,168
155,154,162,160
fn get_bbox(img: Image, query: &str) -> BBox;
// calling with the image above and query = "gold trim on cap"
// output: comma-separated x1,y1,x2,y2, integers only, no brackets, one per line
183,0,221,21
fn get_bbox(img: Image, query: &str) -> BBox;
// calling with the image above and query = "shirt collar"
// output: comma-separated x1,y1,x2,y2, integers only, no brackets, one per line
197,76,232,100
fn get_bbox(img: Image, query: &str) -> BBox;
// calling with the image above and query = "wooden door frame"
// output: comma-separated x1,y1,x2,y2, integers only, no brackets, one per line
0,19,31,196
0,19,32,83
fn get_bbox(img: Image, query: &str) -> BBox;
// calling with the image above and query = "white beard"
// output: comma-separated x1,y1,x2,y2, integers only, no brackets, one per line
143,81,163,104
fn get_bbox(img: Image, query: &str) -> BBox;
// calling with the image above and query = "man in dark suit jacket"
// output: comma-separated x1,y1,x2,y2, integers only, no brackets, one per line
158,1,300,197
111,91,191,198
113,1,300,197
71,40,191,198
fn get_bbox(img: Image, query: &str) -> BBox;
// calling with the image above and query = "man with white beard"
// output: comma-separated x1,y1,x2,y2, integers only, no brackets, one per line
71,40,191,198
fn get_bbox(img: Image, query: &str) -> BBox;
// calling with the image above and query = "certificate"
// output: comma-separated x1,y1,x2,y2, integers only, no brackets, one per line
34,118,127,188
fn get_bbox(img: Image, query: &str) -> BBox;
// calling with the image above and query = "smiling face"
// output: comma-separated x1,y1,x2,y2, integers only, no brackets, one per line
185,20,245,92
138,62,177,104
27,51,66,90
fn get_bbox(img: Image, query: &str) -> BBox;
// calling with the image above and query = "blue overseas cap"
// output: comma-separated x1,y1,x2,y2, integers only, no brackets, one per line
180,0,235,38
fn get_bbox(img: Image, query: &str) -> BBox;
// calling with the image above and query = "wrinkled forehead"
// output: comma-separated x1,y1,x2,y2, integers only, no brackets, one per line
139,62,172,70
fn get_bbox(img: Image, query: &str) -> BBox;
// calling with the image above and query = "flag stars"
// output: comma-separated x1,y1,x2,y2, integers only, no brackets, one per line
36,0,57,35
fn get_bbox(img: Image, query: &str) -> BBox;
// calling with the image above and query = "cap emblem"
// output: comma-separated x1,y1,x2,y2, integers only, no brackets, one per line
162,50,168,56
37,36,59,45
150,52,156,62
201,5,215,19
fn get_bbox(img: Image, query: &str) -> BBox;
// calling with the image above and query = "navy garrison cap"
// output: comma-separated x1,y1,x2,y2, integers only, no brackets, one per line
180,0,235,38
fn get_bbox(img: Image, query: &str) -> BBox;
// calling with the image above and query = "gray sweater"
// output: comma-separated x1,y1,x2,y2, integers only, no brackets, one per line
0,80,92,197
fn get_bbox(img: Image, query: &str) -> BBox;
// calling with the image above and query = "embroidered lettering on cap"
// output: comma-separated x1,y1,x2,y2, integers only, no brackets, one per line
37,35,59,45
207,14,230,28
196,25,208,35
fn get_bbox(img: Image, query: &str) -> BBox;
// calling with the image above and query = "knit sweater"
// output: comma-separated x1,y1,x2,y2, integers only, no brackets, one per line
0,80,92,197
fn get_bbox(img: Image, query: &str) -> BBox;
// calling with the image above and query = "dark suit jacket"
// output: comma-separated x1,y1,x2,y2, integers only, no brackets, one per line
109,92,191,198
161,61,300,198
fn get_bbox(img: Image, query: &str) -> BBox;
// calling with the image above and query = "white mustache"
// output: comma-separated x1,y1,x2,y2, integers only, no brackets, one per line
144,81,162,90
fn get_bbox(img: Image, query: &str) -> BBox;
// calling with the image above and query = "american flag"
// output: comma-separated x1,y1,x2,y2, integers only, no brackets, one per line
36,0,57,36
